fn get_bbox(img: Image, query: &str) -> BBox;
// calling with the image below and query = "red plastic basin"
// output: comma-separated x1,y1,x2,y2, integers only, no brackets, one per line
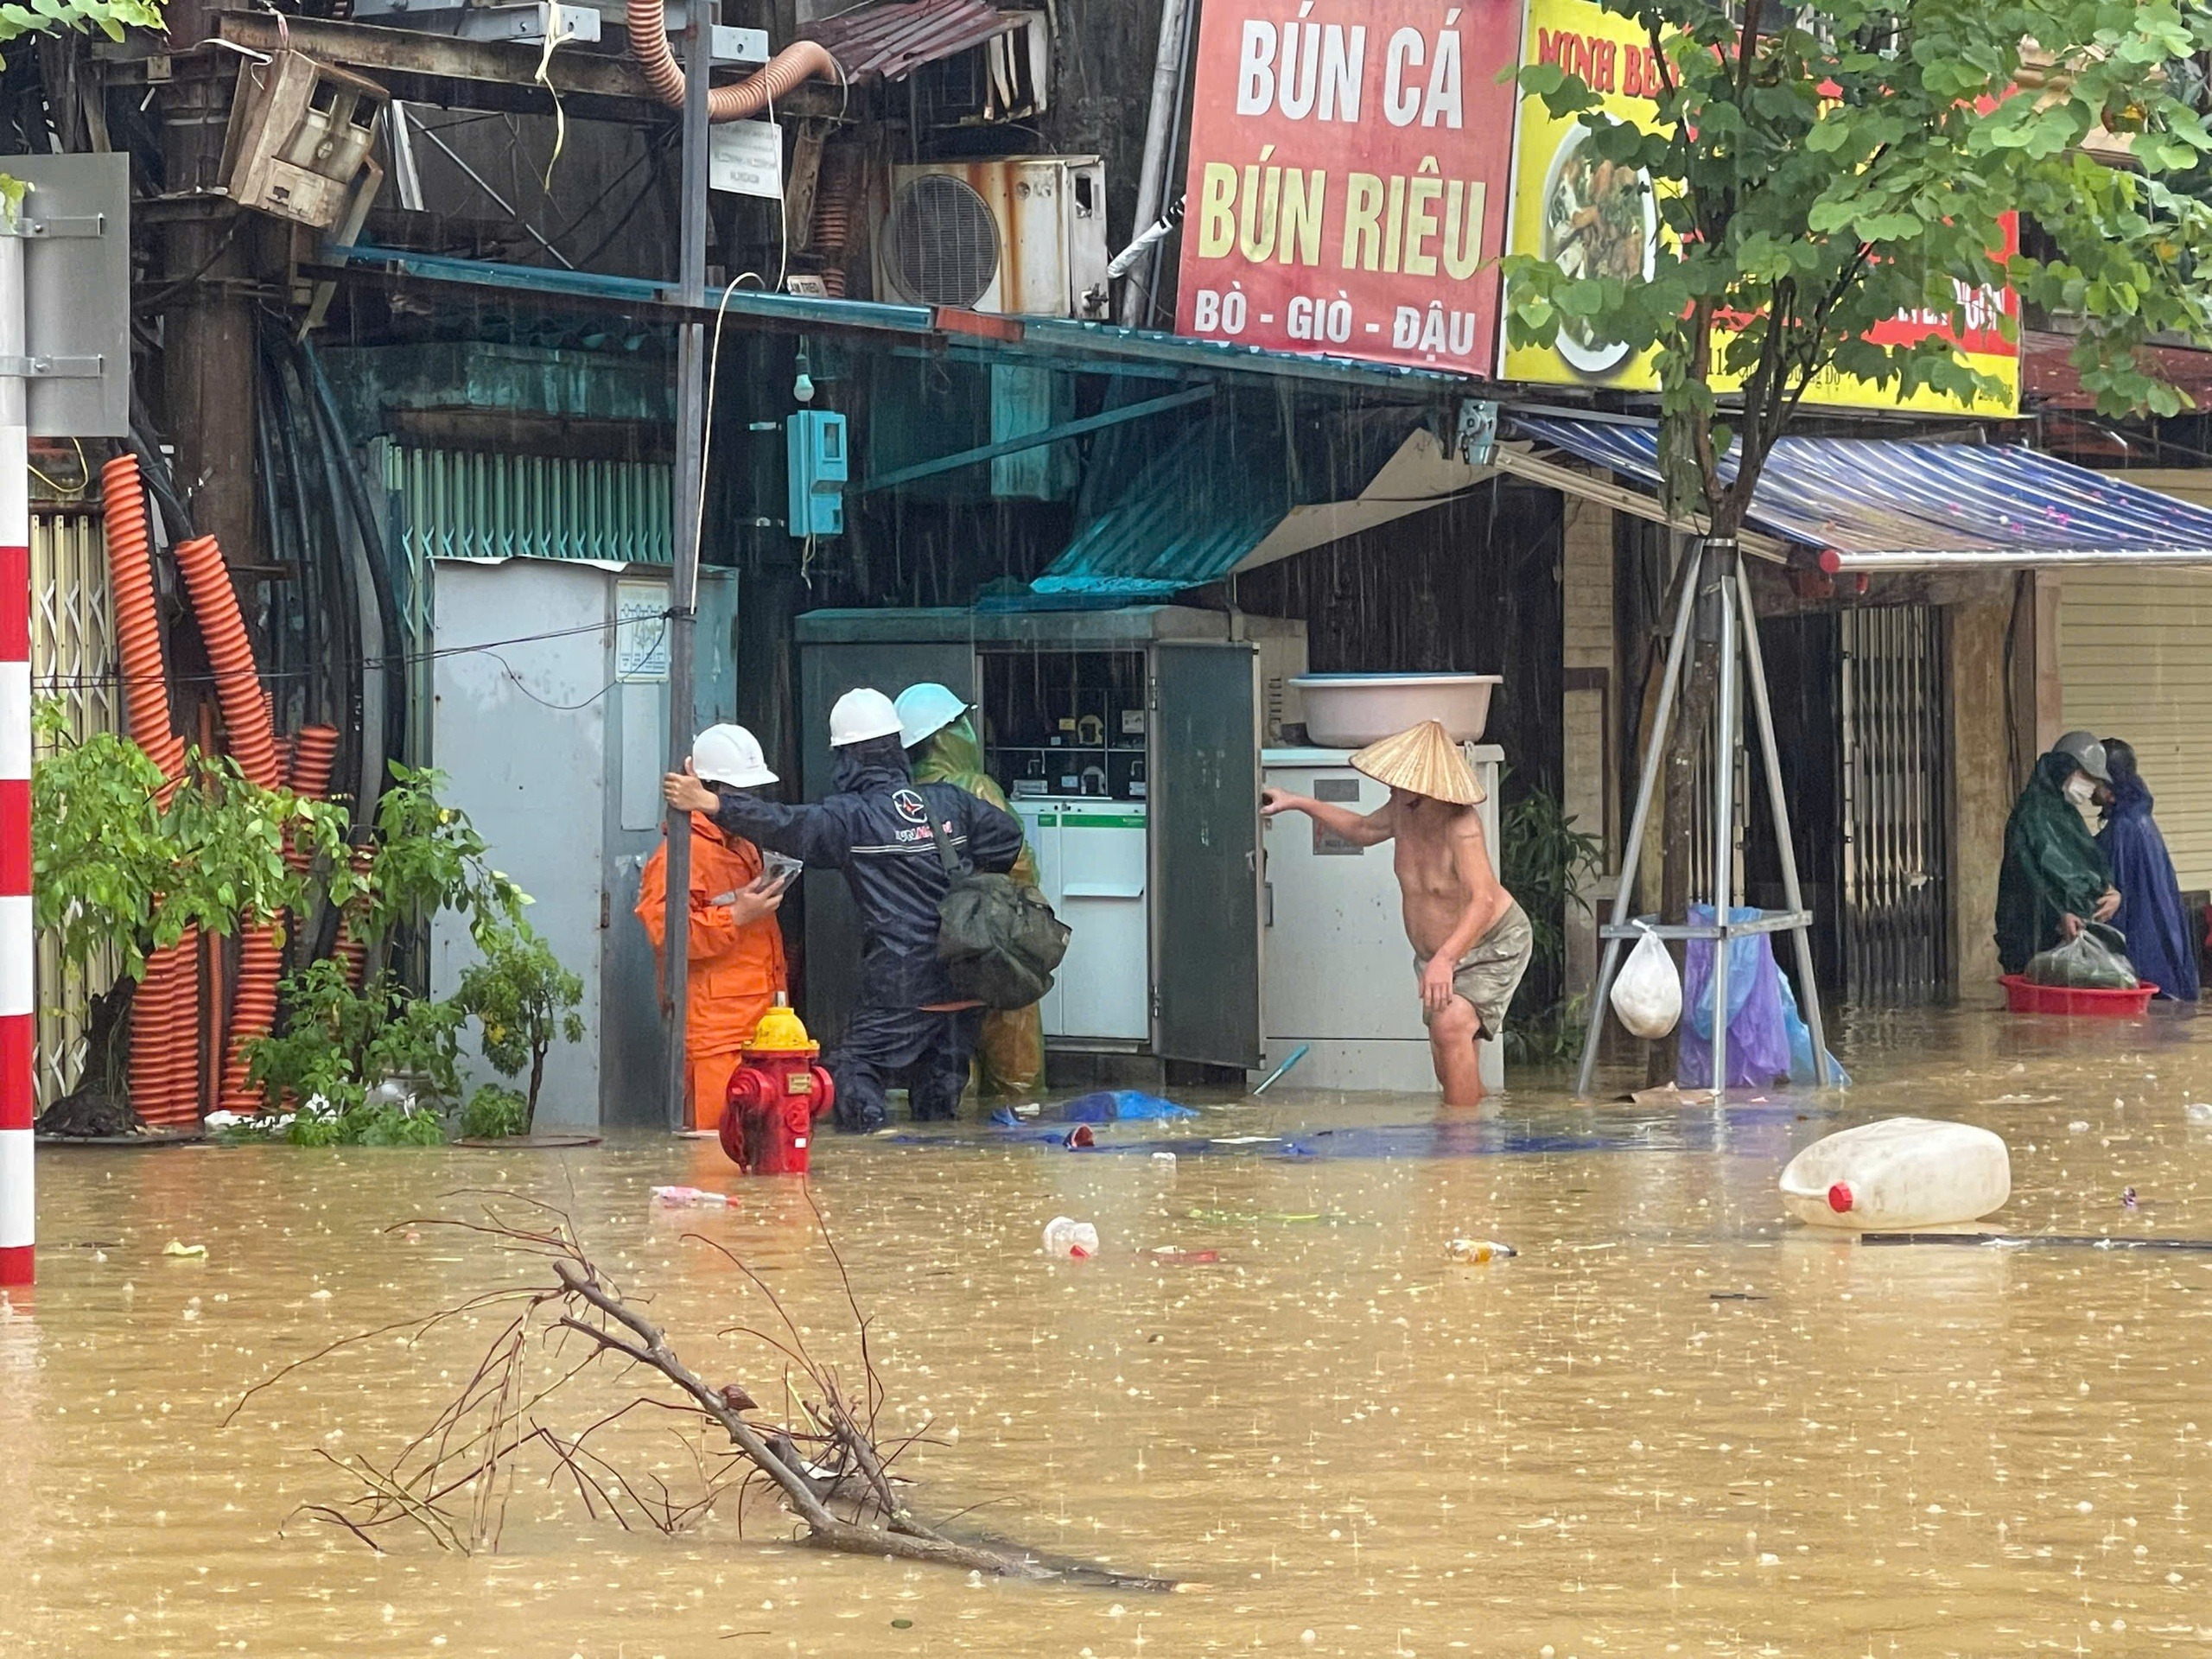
2000,975,2158,1016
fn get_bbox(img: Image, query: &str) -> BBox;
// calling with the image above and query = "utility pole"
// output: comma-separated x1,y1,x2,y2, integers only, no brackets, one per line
161,0,258,563
1119,0,1192,326
0,207,29,1290
662,0,714,1131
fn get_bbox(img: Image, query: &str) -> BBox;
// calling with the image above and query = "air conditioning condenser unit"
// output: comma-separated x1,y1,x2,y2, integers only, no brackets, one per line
874,156,1109,320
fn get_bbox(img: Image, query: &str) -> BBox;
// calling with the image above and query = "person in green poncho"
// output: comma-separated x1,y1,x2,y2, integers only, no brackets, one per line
1995,730,2123,976
895,683,1046,1097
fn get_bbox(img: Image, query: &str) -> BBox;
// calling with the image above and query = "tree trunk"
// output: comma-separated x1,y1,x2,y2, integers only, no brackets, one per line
1643,525,1742,1090
525,1043,546,1135
1648,638,1717,1086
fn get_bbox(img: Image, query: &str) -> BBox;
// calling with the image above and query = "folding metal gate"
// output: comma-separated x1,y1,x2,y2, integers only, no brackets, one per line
1838,606,1950,1004
32,509,120,1106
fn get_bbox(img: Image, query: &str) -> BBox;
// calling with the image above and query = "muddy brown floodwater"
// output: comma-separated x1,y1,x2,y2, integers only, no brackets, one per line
7,1007,2212,1656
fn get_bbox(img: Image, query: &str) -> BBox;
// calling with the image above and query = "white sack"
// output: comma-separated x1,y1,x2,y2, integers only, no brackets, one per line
1611,925,1681,1039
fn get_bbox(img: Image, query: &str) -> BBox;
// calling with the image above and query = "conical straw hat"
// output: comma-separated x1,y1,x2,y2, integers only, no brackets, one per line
1349,720,1484,805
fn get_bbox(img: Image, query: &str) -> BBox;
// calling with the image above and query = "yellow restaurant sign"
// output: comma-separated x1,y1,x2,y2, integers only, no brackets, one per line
1498,0,2021,415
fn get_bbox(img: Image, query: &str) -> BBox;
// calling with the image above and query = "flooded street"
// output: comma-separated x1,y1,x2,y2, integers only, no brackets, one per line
8,1007,2212,1656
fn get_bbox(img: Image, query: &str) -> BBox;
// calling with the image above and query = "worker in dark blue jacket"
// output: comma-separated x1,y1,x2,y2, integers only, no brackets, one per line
664,687,1026,1131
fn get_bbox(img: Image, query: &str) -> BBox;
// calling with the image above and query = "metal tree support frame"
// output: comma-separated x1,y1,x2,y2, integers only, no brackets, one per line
1573,537,1834,1101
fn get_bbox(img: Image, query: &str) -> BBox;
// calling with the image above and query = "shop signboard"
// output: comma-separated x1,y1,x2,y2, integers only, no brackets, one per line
1173,0,1526,375
1498,0,2021,416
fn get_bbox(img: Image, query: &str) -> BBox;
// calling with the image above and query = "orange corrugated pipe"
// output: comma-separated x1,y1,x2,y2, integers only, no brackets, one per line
288,724,340,804
218,928,283,1113
626,0,841,122
126,941,176,1124
170,533,284,1112
105,455,198,1126
171,536,281,791
284,725,340,873
132,927,201,1128
332,846,375,988
99,455,184,780
220,724,343,1113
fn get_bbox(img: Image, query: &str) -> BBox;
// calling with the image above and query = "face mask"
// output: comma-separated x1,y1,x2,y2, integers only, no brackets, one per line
2065,775,2096,805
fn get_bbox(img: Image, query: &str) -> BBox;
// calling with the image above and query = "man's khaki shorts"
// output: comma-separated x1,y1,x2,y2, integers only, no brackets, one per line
1415,902,1535,1040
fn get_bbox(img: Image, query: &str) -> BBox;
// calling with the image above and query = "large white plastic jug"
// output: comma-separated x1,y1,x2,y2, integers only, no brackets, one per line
1778,1117,2011,1230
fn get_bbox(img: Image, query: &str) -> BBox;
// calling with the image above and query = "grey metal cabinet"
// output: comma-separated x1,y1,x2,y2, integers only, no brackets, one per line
793,606,1305,1071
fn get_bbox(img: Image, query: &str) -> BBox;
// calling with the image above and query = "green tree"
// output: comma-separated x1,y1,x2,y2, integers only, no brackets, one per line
32,709,355,982
351,762,529,965
453,925,585,1135
1503,0,2212,1066
0,0,165,203
0,0,162,54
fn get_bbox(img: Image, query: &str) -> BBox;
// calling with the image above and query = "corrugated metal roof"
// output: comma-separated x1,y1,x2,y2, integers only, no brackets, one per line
1516,415,2212,571
1035,398,1422,599
804,0,1019,82
320,245,1475,397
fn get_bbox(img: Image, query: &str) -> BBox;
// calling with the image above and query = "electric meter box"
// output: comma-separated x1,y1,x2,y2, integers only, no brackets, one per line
787,410,848,537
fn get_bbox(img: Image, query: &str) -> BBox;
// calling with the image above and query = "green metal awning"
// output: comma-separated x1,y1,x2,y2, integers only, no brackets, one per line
318,244,1478,398
1032,396,1430,601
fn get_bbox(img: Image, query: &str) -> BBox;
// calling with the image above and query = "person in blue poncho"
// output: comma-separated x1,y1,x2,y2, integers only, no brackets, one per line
2097,738,2201,1002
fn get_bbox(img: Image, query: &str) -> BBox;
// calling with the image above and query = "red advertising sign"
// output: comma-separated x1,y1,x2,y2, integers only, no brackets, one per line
1174,0,1526,373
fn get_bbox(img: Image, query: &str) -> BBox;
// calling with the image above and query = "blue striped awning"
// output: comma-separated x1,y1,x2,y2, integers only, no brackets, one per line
1516,416,2212,571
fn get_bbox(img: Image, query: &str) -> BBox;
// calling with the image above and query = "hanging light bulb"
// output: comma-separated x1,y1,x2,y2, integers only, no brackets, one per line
792,343,816,405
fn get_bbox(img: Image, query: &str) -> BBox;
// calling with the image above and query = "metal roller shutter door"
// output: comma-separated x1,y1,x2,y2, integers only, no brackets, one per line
2061,567,2212,890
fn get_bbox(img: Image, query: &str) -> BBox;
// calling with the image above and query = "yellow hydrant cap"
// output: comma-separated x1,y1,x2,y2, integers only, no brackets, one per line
749,1001,816,1054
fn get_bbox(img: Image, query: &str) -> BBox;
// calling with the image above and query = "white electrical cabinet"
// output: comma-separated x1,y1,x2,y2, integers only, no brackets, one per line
1259,746,1504,1094
1014,801,1149,1040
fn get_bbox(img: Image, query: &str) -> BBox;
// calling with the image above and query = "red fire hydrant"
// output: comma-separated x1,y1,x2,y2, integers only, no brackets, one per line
720,999,835,1174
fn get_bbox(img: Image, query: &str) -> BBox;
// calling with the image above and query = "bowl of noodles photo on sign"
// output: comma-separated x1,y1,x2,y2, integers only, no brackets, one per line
1540,121,1658,375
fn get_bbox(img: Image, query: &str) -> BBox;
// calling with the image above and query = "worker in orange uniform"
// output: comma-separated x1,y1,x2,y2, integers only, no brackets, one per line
637,723,792,1131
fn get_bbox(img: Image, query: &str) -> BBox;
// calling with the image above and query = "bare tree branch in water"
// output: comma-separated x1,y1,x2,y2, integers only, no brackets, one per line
243,1192,1187,1592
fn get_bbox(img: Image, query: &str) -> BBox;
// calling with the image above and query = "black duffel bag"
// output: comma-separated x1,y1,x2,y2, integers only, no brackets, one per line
930,806,1070,1009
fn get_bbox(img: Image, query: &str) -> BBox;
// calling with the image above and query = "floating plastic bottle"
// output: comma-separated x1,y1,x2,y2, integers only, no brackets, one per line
652,1185,736,1208
1445,1237,1516,1264
1043,1217,1099,1259
1778,1117,2010,1230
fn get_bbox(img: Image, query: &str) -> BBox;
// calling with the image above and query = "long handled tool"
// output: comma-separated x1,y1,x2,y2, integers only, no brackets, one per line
1249,1045,1310,1097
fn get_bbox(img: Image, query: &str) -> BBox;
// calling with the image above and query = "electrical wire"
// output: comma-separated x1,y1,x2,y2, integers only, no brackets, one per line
28,436,89,499
30,608,680,693
132,215,246,314
690,276,747,571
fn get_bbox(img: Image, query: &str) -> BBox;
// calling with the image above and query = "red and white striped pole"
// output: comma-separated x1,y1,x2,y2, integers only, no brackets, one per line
0,210,33,1292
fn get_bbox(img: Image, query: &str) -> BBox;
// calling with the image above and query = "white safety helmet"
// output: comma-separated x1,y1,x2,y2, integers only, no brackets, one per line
692,723,777,789
828,687,904,747
894,682,968,749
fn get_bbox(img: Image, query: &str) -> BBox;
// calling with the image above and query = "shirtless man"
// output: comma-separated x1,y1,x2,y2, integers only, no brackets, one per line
1261,720,1532,1105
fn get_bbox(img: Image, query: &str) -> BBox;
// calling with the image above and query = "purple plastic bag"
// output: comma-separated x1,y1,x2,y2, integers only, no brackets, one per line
1677,905,1793,1090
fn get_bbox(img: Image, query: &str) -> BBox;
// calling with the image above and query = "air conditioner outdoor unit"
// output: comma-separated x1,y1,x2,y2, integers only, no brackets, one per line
874,156,1109,320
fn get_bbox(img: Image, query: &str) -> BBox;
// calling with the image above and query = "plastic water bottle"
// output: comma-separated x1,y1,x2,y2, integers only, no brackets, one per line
1445,1237,1517,1264
652,1185,735,1208
1043,1217,1099,1259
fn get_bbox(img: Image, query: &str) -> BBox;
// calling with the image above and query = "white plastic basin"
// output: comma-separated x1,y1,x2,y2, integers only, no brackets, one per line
1292,673,1502,747
1778,1116,2011,1231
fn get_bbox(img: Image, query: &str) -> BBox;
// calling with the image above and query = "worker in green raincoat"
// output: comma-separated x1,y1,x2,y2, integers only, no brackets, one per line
1995,730,2122,975
895,683,1046,1096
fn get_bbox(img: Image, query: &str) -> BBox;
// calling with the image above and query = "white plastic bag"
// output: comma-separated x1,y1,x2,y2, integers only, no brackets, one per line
1611,924,1681,1039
